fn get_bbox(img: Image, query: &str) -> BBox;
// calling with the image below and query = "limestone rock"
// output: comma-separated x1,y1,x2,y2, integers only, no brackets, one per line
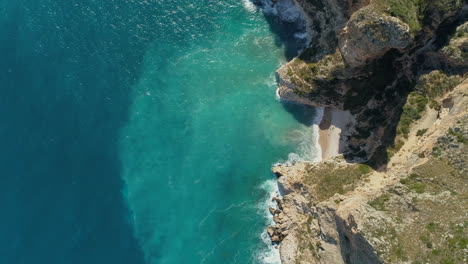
267,226,275,237
338,6,411,67
273,214,281,223
269,207,276,215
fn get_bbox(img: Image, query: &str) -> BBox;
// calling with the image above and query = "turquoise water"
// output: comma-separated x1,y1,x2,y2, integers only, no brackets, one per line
0,0,317,263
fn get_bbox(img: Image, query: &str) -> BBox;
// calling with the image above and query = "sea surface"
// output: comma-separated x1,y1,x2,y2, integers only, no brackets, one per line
0,0,319,263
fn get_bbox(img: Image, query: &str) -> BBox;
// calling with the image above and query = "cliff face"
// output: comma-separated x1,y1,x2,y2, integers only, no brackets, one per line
338,5,412,67
268,0,468,263
271,79,468,264
276,0,466,162
287,0,370,62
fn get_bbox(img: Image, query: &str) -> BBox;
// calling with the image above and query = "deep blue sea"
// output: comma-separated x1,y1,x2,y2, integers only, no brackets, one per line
0,1,318,263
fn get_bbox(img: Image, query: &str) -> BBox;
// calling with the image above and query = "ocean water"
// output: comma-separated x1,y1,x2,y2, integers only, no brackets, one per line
0,0,318,263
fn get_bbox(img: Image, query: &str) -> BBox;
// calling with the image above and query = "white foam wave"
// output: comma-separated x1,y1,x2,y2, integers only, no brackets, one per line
281,106,323,164
312,106,324,163
242,0,257,13
255,0,318,261
256,180,282,264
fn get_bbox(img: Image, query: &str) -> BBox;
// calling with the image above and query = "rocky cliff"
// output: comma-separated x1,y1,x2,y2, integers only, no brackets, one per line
271,79,467,263
276,0,466,162
267,0,468,263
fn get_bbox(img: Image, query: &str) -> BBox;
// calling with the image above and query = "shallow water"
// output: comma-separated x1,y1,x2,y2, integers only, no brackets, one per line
0,0,318,263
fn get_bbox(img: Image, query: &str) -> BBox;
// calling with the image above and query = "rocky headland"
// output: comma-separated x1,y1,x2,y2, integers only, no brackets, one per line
266,0,468,263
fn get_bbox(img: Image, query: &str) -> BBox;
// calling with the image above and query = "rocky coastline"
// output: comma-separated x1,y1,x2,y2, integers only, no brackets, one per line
265,0,468,263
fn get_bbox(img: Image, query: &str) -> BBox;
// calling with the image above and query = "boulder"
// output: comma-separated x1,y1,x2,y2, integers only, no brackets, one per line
274,215,281,223
271,235,281,243
338,6,411,67
267,226,275,237
278,212,285,220
269,207,276,215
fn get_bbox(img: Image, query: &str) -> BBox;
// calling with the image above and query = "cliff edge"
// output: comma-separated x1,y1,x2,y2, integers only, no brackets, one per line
267,0,468,263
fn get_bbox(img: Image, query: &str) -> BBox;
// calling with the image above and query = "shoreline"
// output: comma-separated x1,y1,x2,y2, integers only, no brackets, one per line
317,107,354,160
258,180,282,264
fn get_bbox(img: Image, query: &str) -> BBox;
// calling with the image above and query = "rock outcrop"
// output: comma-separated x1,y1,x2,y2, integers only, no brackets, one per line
266,0,468,263
274,0,466,162
272,80,468,264
338,5,411,67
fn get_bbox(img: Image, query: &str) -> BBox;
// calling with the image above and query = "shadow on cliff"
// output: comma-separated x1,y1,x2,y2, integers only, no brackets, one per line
335,215,384,264
280,101,318,126
362,52,467,171
252,0,308,60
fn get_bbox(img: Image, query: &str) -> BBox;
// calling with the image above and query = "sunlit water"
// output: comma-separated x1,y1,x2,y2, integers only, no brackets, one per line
0,0,319,263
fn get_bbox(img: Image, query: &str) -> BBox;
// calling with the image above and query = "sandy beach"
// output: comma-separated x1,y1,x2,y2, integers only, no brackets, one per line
318,107,354,160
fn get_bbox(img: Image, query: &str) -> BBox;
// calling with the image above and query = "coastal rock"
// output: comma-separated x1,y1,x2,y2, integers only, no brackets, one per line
338,6,411,67
272,80,468,264
272,166,284,178
268,0,467,262
271,235,281,243
441,21,468,64
273,214,281,223
278,212,284,220
269,207,276,215
267,226,275,237
291,0,371,59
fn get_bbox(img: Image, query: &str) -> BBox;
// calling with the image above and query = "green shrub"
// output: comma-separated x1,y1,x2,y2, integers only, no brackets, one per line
400,173,426,193
416,71,462,100
358,164,371,174
397,92,427,138
304,163,370,201
426,222,440,232
417,129,428,136
388,139,405,157
448,128,467,143
419,234,433,248
369,194,390,211
410,182,426,193
381,0,462,34
308,63,317,73
385,0,426,33
432,146,442,157
429,100,440,110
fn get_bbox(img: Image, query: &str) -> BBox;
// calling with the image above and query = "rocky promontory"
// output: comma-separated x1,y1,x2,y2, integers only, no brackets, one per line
268,0,468,263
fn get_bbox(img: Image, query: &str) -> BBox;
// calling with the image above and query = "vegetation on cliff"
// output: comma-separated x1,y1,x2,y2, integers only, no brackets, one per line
377,0,462,34
393,71,463,150
366,116,468,264
278,0,466,162
442,22,468,63
272,0,467,263
304,162,372,202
